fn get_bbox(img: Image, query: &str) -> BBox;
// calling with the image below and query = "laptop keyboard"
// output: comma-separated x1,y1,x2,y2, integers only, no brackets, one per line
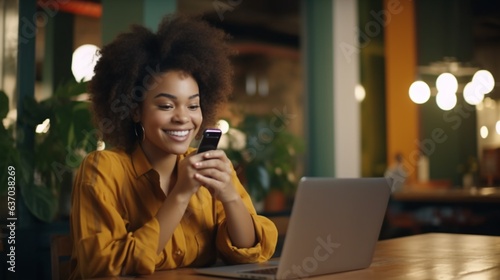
242,267,278,275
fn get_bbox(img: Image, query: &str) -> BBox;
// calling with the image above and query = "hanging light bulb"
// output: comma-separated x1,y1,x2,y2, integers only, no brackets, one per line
472,70,495,94
409,81,431,104
463,82,484,105
436,72,458,94
436,91,457,111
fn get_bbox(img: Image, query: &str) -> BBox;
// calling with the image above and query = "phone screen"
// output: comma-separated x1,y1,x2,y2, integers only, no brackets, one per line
197,128,222,154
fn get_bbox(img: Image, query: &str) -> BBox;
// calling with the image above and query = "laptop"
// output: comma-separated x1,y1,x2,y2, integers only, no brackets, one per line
195,177,392,279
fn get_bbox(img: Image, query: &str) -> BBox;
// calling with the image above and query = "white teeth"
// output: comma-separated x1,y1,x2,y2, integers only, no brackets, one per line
166,130,189,137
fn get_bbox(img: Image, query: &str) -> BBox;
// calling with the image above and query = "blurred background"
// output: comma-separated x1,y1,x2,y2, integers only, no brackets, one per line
1,0,500,279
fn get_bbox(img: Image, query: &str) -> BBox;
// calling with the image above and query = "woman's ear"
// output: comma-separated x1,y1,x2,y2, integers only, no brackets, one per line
132,107,141,123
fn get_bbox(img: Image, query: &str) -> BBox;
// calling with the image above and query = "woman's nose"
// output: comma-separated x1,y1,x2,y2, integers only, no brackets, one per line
172,108,189,123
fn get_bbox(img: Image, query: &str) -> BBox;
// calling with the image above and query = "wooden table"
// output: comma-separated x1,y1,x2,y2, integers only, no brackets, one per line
93,233,500,279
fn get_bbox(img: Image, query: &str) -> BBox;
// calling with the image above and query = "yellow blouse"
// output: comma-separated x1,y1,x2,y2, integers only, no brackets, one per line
69,145,278,279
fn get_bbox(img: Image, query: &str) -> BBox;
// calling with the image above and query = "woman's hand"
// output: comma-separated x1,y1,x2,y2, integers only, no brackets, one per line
172,151,207,198
191,149,256,248
192,150,239,203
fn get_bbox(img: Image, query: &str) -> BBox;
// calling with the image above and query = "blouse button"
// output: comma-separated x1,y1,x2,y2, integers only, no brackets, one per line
175,249,182,256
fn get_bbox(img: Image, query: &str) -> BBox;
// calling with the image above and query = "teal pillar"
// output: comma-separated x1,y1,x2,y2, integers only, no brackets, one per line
17,0,36,186
17,0,36,127
303,0,335,177
17,3,39,279
102,0,176,44
417,0,477,186
302,0,360,177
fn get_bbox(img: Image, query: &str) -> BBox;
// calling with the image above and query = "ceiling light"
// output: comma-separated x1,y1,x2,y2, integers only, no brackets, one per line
436,73,458,94
72,44,100,82
436,91,457,111
463,82,484,105
472,70,495,94
409,81,431,104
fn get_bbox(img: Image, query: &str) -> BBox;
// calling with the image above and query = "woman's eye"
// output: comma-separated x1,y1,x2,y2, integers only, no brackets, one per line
158,104,173,110
188,104,200,110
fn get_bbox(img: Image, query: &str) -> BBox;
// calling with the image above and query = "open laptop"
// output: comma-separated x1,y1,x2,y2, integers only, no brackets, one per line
195,177,392,279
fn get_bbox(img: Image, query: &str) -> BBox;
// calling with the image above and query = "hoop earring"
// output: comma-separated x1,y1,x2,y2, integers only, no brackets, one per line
134,123,145,142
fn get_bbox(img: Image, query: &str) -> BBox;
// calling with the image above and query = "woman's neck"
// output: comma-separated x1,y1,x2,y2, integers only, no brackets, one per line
140,144,178,177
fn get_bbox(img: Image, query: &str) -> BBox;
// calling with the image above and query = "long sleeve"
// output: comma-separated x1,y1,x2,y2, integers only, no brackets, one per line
215,169,278,264
71,183,161,277
69,151,162,279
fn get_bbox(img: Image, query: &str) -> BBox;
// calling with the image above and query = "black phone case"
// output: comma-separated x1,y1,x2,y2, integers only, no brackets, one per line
197,129,222,153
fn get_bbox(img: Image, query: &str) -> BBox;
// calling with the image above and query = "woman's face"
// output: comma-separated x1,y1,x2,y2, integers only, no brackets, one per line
138,70,202,158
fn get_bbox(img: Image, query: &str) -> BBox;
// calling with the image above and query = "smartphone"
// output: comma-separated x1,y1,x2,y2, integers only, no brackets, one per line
197,128,222,154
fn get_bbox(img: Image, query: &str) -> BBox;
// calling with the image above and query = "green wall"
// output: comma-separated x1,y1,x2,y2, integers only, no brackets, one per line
102,0,176,44
416,0,477,186
358,0,387,177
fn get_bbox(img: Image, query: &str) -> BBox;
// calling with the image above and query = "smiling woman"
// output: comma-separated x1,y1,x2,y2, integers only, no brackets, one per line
69,14,278,279
89,14,233,152
135,71,202,164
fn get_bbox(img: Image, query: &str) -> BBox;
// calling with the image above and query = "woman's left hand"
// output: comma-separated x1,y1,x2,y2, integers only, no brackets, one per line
193,150,239,203
193,150,256,248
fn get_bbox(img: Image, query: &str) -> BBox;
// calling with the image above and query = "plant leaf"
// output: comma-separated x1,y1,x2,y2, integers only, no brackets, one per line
20,96,50,127
20,182,59,223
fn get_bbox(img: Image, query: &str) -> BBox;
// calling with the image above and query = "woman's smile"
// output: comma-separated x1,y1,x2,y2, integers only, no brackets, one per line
163,129,192,141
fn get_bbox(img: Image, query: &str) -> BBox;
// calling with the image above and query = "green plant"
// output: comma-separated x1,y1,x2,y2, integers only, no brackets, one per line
224,114,305,203
1,80,96,222
0,90,22,195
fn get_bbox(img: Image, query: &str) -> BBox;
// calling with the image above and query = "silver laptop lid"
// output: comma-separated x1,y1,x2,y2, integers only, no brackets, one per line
276,177,391,279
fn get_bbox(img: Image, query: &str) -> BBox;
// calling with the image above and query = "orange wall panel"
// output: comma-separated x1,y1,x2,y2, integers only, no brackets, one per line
384,0,419,183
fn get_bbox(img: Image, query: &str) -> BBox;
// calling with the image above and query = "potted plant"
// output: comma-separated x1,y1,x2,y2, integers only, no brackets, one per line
222,114,305,212
0,80,96,223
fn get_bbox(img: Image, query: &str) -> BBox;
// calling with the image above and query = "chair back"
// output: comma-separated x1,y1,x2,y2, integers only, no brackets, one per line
51,234,72,280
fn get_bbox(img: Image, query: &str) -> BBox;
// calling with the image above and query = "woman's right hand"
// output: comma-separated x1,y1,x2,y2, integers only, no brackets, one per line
155,151,207,255
172,151,205,198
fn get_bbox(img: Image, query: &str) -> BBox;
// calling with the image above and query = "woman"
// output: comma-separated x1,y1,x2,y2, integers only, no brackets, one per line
69,14,278,279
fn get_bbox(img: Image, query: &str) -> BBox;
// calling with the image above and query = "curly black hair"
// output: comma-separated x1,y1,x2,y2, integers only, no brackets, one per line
89,14,234,152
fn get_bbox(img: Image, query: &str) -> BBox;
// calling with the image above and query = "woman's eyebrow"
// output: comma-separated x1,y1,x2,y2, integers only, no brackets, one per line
154,93,176,99
154,93,200,99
